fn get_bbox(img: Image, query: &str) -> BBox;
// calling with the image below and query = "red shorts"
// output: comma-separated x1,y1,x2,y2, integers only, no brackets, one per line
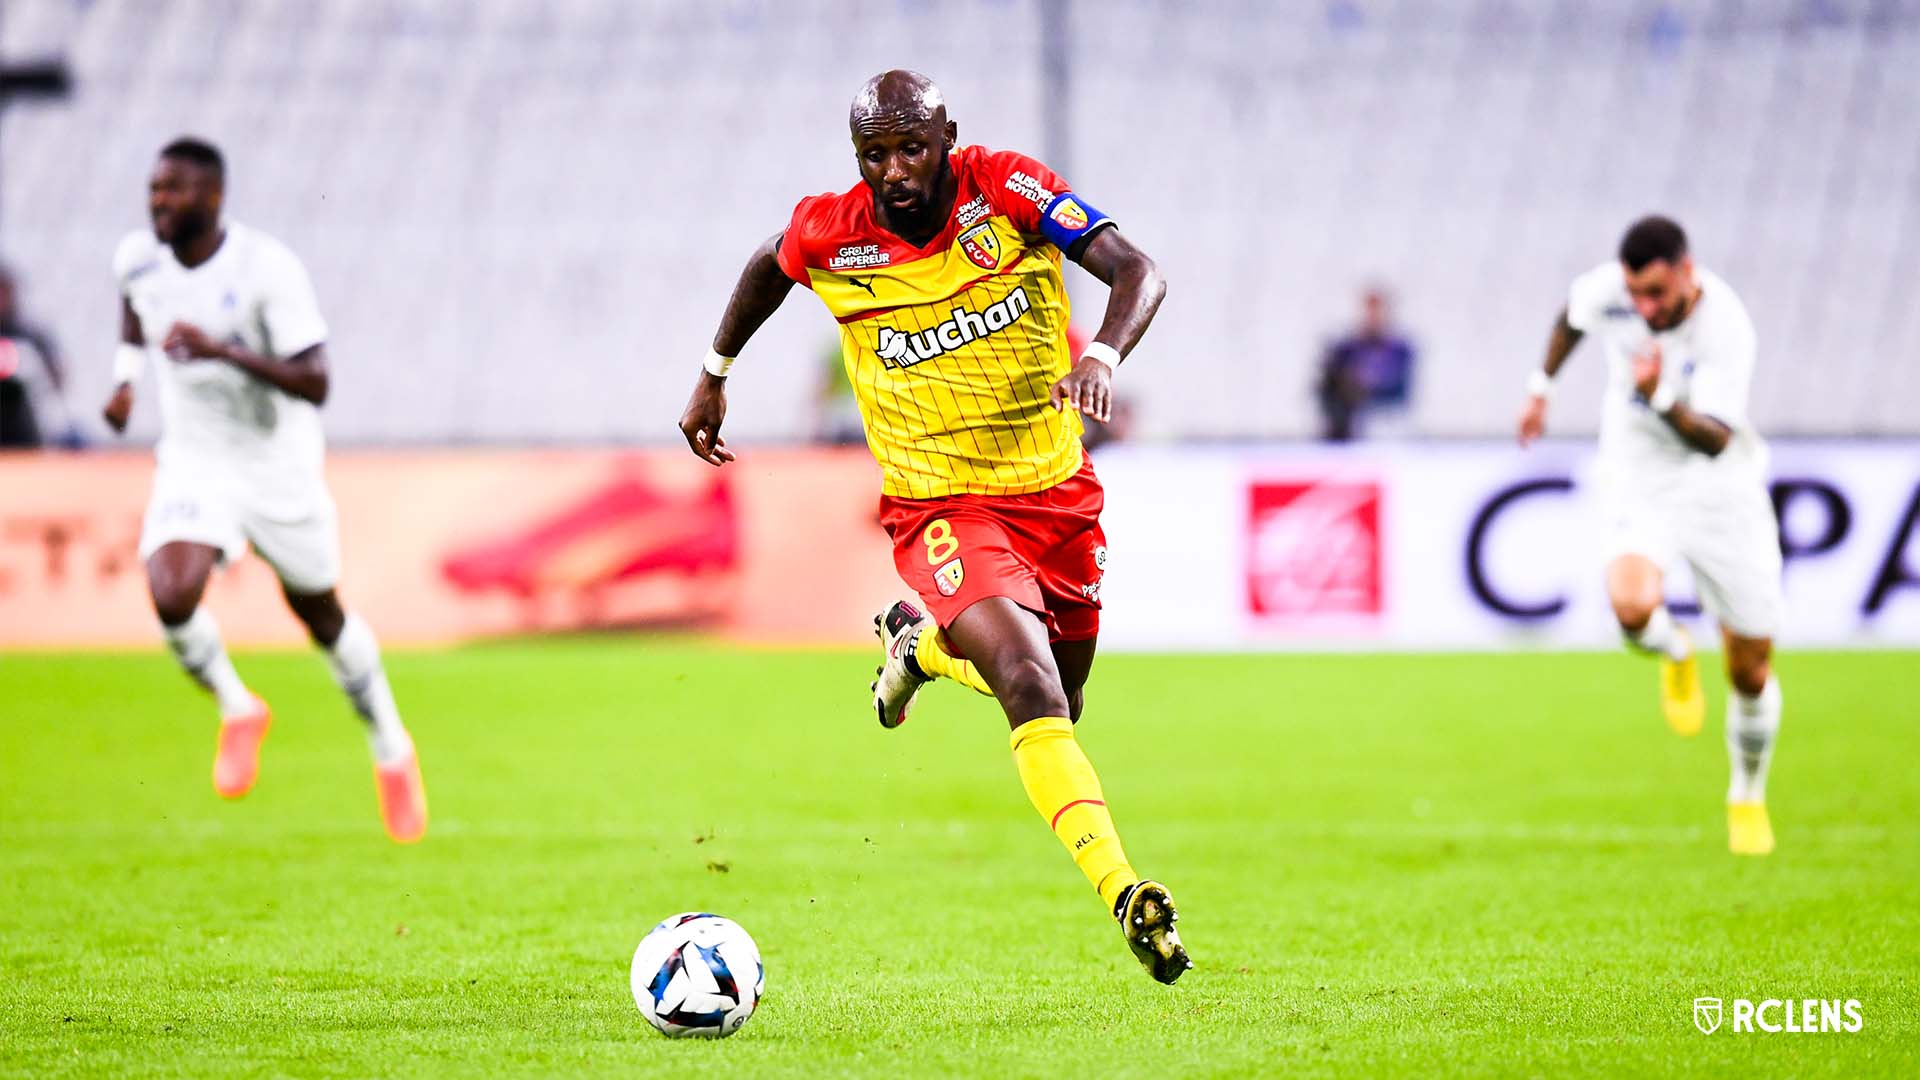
879,458,1107,643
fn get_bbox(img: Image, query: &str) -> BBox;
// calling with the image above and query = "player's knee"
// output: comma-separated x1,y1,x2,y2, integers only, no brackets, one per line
287,590,346,646
1611,595,1658,633
1728,651,1771,697
301,609,346,647
150,588,198,627
147,569,203,626
995,656,1069,725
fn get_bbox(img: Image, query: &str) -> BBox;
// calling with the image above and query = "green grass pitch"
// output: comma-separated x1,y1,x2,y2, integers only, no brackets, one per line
3,641,1916,1077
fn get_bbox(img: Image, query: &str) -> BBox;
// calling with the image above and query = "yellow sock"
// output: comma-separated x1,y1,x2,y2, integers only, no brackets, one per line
1009,716,1139,911
915,629,993,696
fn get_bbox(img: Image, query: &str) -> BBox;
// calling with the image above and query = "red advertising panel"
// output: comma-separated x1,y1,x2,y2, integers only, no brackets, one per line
0,449,900,648
1245,480,1384,618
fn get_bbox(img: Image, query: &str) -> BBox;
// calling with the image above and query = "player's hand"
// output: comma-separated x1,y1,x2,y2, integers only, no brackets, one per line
163,322,229,362
1050,354,1114,423
678,372,736,467
1631,342,1662,399
101,384,134,434
1516,395,1547,447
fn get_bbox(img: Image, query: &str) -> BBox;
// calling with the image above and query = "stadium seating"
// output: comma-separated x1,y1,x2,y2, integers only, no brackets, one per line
2,0,1915,443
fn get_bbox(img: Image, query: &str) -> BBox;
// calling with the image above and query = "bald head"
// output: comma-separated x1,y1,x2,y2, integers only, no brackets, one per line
848,70,959,237
850,69,947,133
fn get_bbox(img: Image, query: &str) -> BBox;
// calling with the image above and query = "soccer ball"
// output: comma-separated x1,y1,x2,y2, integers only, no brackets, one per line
629,912,764,1038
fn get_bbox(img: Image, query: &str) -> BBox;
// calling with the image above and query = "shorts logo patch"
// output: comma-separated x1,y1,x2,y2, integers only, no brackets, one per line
958,223,1000,270
934,557,965,597
1093,545,1108,570
1049,198,1089,232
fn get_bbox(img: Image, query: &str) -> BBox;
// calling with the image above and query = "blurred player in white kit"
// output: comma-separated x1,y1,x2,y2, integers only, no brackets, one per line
102,137,426,843
1518,215,1784,856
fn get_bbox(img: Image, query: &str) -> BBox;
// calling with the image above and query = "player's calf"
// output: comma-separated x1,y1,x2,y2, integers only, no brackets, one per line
1724,635,1772,698
285,584,347,646
159,606,258,717
1051,637,1097,724
1616,603,1690,663
912,626,994,697
317,608,415,765
1723,635,1781,856
1610,583,1702,736
301,598,424,840
147,546,273,798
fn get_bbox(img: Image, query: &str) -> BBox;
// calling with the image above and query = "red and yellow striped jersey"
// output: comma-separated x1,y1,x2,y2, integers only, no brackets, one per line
777,146,1114,499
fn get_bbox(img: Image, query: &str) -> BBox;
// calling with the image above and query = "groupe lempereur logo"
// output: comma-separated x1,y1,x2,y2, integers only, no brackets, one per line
1693,997,1864,1034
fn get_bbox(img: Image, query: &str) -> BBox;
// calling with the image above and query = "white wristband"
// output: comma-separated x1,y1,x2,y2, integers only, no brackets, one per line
1525,368,1554,399
112,343,145,385
703,348,735,378
1648,383,1678,414
1080,341,1121,374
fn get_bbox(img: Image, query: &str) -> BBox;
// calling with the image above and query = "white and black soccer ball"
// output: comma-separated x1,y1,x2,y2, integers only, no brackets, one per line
630,912,764,1039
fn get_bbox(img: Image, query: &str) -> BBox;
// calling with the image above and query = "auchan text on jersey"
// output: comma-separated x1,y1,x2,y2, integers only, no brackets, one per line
874,287,1033,370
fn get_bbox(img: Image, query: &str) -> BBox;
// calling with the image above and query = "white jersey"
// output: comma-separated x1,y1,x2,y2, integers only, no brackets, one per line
114,222,329,493
1566,261,1766,490
1568,261,1783,637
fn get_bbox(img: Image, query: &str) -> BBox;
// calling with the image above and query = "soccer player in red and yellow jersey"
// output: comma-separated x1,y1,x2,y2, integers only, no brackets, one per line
678,71,1186,983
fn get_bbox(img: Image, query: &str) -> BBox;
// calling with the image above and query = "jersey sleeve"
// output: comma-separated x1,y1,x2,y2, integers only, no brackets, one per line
978,149,1115,258
776,196,825,288
1686,301,1757,429
256,239,329,357
111,231,154,295
1565,262,1620,334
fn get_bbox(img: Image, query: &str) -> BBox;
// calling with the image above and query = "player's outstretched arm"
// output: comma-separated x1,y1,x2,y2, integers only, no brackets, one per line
1049,229,1166,423
678,232,794,467
1518,306,1583,447
162,320,328,405
102,297,143,434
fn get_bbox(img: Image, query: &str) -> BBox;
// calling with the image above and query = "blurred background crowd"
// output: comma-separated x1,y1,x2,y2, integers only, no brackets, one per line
2,0,1915,452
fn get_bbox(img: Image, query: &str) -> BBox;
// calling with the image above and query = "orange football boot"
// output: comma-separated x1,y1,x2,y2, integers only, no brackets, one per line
374,751,428,844
212,696,272,799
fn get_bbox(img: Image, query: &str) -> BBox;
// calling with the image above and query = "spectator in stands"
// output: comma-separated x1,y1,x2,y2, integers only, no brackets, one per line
1316,286,1416,441
0,262,69,448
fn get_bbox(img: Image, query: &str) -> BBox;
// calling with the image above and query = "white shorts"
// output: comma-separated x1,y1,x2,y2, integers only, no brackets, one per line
1599,471,1784,639
138,466,341,595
